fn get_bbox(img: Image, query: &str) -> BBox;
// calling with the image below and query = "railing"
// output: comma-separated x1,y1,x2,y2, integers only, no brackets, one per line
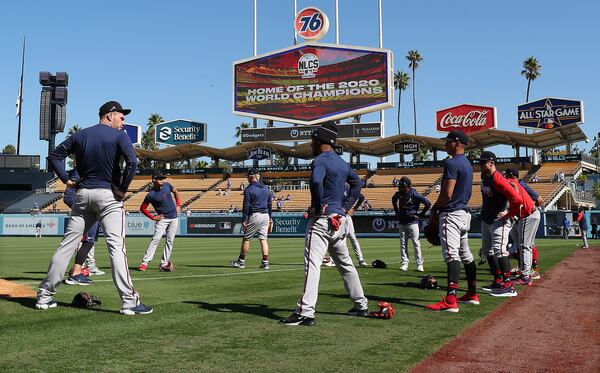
566,180,597,205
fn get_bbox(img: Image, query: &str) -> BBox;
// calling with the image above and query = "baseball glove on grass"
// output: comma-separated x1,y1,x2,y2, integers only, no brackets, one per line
72,292,102,308
423,220,441,246
368,301,395,319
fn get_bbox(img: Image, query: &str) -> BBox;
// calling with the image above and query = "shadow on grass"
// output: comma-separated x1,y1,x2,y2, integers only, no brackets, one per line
24,271,48,274
320,292,429,309
183,300,349,320
2,276,43,281
0,295,121,314
177,264,234,269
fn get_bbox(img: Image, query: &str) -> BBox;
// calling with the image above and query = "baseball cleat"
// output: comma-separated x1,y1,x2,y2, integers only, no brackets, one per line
425,296,459,312
159,261,174,272
531,270,541,280
358,260,368,267
347,307,369,317
259,260,270,270
416,265,424,272
481,282,503,292
514,275,532,286
458,293,480,305
489,285,518,297
120,303,154,315
230,259,245,269
278,313,316,326
138,263,148,271
400,263,409,271
87,266,106,276
35,300,57,310
64,274,92,286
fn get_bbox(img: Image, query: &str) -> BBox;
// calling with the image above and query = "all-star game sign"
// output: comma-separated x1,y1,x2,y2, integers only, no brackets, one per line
517,97,584,129
233,8,393,125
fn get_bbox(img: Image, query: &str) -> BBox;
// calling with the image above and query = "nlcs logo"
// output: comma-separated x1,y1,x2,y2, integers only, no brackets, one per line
298,54,319,79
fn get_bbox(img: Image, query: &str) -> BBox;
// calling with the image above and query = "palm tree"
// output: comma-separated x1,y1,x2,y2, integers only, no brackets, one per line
67,124,81,136
406,50,423,135
412,147,431,162
521,57,542,157
521,57,542,102
234,122,251,145
393,70,410,135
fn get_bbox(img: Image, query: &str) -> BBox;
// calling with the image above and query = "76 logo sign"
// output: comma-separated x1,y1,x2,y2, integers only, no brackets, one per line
295,7,330,41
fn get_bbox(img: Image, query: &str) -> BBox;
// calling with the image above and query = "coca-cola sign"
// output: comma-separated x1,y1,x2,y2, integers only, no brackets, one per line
436,104,497,134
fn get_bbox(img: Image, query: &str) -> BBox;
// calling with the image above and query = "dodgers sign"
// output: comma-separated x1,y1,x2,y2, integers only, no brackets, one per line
518,97,584,129
155,119,207,146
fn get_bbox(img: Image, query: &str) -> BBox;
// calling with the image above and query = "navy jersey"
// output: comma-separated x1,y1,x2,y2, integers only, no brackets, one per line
310,151,361,216
519,179,539,200
48,124,137,192
441,154,472,212
143,182,178,219
242,181,272,221
481,171,523,224
63,169,79,208
392,188,431,224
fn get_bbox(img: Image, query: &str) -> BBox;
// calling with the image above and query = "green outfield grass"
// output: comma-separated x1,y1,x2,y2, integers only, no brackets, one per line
0,236,594,372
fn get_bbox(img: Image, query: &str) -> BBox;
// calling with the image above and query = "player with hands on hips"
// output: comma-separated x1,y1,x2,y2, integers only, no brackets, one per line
139,173,181,272
392,176,431,272
279,121,368,326
37,101,151,315
425,130,476,313
230,169,273,269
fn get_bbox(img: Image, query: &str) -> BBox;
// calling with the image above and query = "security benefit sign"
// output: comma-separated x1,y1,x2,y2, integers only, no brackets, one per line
233,43,393,125
436,104,497,134
247,147,271,160
394,141,420,154
155,119,207,146
518,97,584,129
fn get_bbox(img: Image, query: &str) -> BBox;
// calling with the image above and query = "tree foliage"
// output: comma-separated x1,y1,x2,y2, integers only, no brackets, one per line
2,144,16,154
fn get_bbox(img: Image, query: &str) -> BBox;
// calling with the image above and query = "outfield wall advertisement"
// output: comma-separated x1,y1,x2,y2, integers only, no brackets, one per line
233,43,394,125
1,216,61,236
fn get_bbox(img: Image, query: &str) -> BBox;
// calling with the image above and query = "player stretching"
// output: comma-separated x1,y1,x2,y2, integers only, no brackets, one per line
477,152,523,298
139,173,180,272
426,130,476,313
280,122,368,326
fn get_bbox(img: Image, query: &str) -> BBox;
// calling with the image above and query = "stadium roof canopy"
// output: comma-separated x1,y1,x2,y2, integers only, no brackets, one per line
135,123,588,162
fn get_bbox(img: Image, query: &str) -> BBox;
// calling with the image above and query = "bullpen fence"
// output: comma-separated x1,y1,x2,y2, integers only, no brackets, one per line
1,211,597,238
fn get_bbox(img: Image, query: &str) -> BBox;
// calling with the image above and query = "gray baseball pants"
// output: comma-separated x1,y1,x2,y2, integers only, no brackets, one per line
295,215,368,318
439,210,474,263
344,216,365,262
517,209,541,277
481,218,513,258
37,188,140,309
399,223,423,266
581,228,589,247
142,217,179,266
243,212,270,240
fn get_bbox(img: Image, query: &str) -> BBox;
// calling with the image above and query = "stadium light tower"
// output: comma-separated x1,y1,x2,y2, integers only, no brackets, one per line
39,71,68,171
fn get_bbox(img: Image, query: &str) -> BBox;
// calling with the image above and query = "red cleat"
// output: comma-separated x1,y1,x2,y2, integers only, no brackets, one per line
138,263,148,272
425,296,459,313
458,293,480,305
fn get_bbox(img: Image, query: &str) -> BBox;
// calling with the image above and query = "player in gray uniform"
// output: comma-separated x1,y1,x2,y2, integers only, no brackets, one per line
279,122,368,326
36,101,152,315
426,130,477,312
230,169,272,269
344,192,367,267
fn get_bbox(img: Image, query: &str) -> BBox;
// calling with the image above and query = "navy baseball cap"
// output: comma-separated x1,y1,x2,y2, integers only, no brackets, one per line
505,168,519,178
247,168,259,176
152,173,166,180
477,151,497,163
312,121,338,146
399,176,412,187
99,101,131,117
441,130,468,145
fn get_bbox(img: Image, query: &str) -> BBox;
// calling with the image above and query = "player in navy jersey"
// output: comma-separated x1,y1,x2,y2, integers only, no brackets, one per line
138,173,181,272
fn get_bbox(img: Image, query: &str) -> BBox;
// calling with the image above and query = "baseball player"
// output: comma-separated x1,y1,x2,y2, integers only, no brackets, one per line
230,169,272,269
477,152,523,298
504,168,539,287
392,176,431,272
63,167,106,286
576,208,590,249
505,168,543,279
279,122,368,326
35,220,42,238
138,173,181,272
425,130,477,312
36,101,152,315
344,192,368,267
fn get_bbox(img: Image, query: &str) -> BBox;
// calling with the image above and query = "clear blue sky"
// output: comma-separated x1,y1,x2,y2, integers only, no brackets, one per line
1,0,598,166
